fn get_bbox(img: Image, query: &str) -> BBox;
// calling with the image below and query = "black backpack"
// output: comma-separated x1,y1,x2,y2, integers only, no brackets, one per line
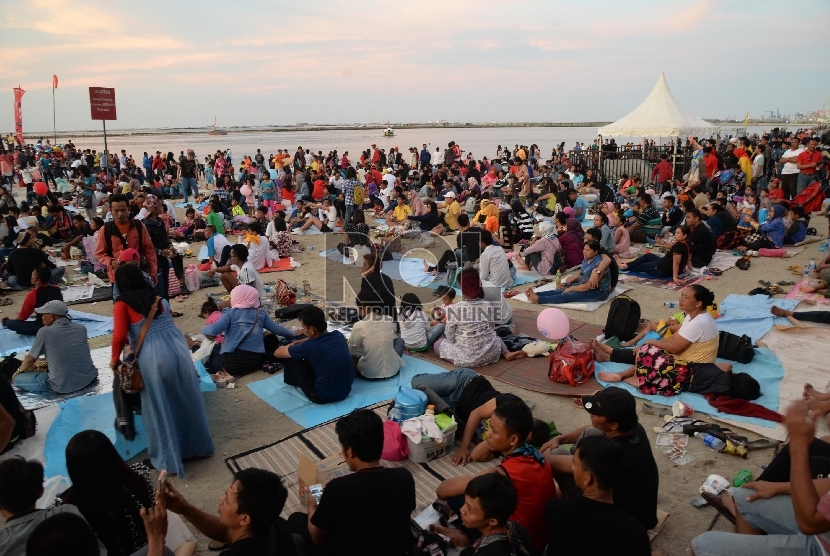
604,295,640,342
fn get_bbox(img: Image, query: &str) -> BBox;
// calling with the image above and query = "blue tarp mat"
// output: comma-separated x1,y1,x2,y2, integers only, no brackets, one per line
44,393,147,478
596,347,784,428
1,310,113,356
247,355,447,428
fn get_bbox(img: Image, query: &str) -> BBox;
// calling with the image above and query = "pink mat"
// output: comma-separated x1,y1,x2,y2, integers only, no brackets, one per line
785,279,830,305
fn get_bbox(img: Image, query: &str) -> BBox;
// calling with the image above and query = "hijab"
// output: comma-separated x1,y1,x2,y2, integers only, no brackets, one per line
565,218,585,242
537,221,557,241
772,204,786,220
408,191,427,216
115,264,157,317
230,284,261,309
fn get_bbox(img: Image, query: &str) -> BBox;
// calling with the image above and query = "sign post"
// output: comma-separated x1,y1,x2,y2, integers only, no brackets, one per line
88,87,117,174
13,87,25,146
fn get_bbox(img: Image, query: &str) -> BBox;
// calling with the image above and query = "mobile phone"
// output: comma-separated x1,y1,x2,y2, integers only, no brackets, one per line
691,497,708,508
157,469,167,499
309,484,323,504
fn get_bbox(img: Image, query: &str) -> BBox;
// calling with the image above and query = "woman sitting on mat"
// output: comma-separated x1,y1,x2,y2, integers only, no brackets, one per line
555,212,585,268
201,284,296,382
594,285,761,399
618,225,693,284
515,221,562,276
524,240,613,305
434,269,526,368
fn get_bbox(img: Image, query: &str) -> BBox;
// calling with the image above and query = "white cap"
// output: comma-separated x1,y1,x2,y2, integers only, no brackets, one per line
443,191,456,198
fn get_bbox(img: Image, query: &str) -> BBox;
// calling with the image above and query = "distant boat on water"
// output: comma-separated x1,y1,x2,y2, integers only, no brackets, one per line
383,127,394,137
208,118,227,136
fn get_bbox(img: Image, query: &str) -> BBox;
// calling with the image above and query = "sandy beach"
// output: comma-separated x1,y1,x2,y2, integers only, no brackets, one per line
2,189,824,555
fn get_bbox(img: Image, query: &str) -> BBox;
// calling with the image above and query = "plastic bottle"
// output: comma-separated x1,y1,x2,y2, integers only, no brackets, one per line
809,258,817,272
425,405,435,416
663,301,675,308
733,468,752,487
803,268,810,283
388,407,402,422
555,270,562,289
695,432,726,451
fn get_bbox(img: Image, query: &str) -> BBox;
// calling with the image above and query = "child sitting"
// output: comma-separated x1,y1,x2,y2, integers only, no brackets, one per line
431,287,456,324
435,400,557,552
399,293,445,352
267,215,294,258
230,197,246,217
784,205,808,245
453,473,536,556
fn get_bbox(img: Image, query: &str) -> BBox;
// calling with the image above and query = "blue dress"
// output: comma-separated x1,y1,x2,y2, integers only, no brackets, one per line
129,300,214,476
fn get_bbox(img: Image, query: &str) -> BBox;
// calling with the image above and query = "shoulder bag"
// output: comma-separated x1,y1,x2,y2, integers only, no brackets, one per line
116,296,161,394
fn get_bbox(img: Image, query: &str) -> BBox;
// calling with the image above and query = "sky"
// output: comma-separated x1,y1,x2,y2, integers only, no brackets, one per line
1,0,829,132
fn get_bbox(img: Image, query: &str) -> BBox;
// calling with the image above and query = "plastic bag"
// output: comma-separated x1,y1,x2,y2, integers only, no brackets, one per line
381,419,409,461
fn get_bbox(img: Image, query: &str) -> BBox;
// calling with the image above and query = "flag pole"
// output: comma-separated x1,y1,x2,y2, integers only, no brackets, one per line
52,83,56,144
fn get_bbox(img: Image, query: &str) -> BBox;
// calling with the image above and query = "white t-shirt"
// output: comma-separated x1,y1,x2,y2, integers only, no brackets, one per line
478,244,513,289
318,206,337,222
232,261,263,298
245,236,274,270
752,154,764,178
211,233,231,263
782,147,804,175
400,309,430,348
677,312,718,343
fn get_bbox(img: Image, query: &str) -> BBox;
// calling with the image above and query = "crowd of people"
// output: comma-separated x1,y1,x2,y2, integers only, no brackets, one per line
0,129,828,556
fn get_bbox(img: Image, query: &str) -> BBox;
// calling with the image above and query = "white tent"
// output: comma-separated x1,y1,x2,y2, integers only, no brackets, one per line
598,73,720,138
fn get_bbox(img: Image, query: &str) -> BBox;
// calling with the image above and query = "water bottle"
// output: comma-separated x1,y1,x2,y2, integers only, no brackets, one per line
695,432,726,451
388,407,402,422
663,301,675,308
803,268,810,283
809,258,817,272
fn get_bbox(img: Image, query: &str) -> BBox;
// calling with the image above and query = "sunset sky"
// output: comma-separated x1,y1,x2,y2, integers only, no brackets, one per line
1,0,828,132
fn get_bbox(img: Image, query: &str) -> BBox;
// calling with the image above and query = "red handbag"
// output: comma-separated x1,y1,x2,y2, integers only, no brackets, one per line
548,339,595,387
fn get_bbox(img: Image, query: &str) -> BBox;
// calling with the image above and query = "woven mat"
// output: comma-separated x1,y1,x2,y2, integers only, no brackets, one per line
410,309,602,396
225,402,498,518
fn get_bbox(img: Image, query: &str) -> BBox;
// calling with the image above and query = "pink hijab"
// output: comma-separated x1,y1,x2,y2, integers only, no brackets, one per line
230,284,261,309
407,190,428,216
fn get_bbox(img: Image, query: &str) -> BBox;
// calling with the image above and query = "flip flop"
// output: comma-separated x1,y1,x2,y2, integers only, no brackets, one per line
170,311,183,318
701,492,736,525
776,280,795,286
746,439,780,451
503,290,520,298
642,402,673,416
0,298,13,306
758,280,771,287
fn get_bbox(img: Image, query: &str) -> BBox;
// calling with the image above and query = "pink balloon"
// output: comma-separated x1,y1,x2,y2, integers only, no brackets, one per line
240,185,252,196
536,308,570,340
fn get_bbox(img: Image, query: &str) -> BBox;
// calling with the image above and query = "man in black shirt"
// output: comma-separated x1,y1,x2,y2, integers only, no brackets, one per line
541,388,659,530
426,214,484,273
165,468,297,556
685,208,715,267
179,149,199,203
0,232,64,290
289,409,415,556
411,369,536,466
545,435,652,555
661,196,682,230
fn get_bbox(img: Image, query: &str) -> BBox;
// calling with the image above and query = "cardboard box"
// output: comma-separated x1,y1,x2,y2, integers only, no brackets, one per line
296,454,351,501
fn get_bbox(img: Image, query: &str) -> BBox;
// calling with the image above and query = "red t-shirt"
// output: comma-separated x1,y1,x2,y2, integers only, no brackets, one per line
797,150,822,175
500,453,557,551
767,188,785,201
312,179,326,200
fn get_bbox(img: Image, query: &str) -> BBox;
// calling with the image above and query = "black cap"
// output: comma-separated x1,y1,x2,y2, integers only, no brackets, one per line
581,388,636,424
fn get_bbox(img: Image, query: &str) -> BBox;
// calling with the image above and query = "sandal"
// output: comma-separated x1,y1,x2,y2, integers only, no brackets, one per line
746,439,781,451
776,280,795,286
758,280,771,287
174,294,188,302
503,290,520,298
170,311,183,318
701,492,736,525
642,402,673,416
0,298,13,306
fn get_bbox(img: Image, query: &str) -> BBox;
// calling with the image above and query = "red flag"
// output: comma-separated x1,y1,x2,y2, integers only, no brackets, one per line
53,75,58,89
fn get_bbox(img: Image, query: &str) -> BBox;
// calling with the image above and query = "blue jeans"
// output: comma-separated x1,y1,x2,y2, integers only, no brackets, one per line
13,371,53,393
797,173,816,195
4,319,40,336
692,487,822,556
406,323,445,351
180,177,198,201
344,204,355,227
410,367,479,409
535,287,609,305
625,253,668,277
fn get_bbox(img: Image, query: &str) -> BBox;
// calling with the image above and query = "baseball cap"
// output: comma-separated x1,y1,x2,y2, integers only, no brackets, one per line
443,191,456,198
581,388,637,424
35,300,69,317
187,149,195,155
119,248,140,262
